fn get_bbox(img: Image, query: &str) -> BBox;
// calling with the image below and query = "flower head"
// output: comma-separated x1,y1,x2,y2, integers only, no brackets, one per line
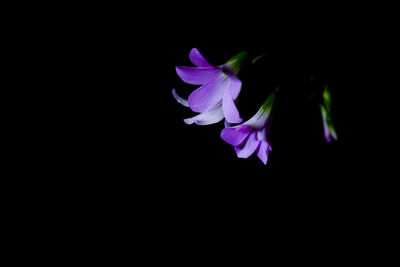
320,86,337,143
220,90,277,165
172,48,247,125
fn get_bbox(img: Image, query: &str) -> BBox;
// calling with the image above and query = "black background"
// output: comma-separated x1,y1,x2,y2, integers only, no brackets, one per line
30,2,390,258
64,4,365,179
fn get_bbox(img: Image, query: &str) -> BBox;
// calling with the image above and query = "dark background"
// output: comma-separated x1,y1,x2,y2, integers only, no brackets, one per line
63,4,367,179
30,2,389,257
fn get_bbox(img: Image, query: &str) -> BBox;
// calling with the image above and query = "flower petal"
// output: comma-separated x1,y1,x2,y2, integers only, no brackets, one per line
256,140,271,165
184,103,224,125
330,130,338,141
172,89,189,107
235,131,259,158
176,66,220,85
188,74,229,113
222,79,242,123
322,111,331,143
224,120,232,128
189,48,213,68
256,126,272,143
220,125,252,146
245,110,269,130
226,74,242,99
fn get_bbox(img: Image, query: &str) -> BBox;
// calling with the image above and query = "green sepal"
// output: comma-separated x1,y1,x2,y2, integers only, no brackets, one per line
224,51,248,76
322,85,332,113
251,54,266,64
260,85,279,114
320,103,337,137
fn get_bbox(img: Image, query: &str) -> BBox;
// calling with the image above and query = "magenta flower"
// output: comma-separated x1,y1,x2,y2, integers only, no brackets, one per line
172,48,246,125
220,91,276,165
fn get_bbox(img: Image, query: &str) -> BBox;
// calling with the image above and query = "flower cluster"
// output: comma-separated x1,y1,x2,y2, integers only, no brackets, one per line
172,48,337,165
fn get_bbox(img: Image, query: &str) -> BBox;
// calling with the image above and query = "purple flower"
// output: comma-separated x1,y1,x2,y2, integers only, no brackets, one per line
321,105,337,143
220,91,276,165
320,86,337,143
172,48,246,125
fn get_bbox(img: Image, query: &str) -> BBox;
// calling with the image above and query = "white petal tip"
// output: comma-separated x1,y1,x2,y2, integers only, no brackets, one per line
183,119,194,125
172,89,189,107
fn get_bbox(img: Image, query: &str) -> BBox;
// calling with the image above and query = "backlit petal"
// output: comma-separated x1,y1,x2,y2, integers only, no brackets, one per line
184,103,224,125
172,89,188,107
322,111,331,143
188,74,229,113
245,110,269,130
256,141,271,165
235,132,259,158
220,125,252,146
176,66,220,85
226,73,242,99
189,48,213,68
222,80,242,123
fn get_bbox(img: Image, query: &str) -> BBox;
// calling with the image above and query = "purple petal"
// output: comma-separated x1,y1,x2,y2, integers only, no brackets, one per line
226,74,242,99
189,48,213,68
176,66,220,85
172,89,189,107
222,79,242,123
235,132,260,158
220,125,252,146
224,120,232,128
322,112,331,143
188,74,229,113
256,127,268,142
245,110,269,130
184,103,224,125
256,141,271,165
331,130,338,141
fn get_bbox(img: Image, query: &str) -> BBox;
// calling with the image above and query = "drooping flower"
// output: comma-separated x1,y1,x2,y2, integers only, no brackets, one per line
172,48,247,125
220,89,277,165
320,86,337,143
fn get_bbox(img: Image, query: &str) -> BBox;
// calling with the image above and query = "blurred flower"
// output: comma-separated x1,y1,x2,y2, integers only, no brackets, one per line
320,86,337,142
172,48,247,125
220,90,277,165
